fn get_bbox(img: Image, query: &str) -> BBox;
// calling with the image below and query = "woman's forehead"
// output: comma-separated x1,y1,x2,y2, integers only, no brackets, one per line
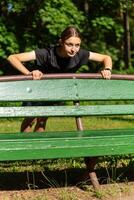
64,36,81,44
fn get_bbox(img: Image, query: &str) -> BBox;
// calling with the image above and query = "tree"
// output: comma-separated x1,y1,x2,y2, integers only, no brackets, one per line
0,0,85,54
73,0,134,70
0,0,134,72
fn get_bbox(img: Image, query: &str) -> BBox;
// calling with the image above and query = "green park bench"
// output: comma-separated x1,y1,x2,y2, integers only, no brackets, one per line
0,73,134,189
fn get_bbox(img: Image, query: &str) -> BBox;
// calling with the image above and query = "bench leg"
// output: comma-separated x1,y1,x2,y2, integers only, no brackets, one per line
74,102,99,189
84,157,100,189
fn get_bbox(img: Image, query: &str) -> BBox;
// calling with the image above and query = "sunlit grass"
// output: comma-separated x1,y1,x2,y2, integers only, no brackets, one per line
0,116,133,173
0,116,134,175
0,116,134,199
0,115,134,133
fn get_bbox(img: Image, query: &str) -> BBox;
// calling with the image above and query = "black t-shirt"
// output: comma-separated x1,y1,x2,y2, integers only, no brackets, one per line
35,46,90,73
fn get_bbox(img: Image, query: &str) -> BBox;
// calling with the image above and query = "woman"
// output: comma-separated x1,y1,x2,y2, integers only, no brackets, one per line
8,25,112,132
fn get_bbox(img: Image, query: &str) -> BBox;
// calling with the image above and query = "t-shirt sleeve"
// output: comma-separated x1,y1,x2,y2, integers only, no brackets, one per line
35,49,48,66
78,49,90,65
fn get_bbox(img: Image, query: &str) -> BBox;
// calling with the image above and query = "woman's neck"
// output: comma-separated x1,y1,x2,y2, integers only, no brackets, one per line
56,46,68,58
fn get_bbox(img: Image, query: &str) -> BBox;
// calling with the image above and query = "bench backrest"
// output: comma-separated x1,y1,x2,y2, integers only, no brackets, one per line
0,76,134,161
0,78,134,118
0,79,134,101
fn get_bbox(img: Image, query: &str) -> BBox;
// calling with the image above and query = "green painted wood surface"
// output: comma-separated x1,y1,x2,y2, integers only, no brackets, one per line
0,79,134,101
0,104,134,117
0,78,134,161
0,129,133,161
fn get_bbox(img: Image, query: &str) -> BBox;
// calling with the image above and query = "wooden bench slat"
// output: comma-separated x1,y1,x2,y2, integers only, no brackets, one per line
0,79,134,101
77,79,134,100
0,129,133,161
1,104,134,117
0,128,134,139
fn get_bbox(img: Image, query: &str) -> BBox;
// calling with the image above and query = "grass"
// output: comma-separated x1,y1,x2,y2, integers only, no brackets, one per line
1,115,134,133
0,116,134,173
0,116,134,199
0,183,133,200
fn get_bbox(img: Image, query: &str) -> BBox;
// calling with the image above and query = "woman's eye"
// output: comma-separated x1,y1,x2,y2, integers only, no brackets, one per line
65,43,80,48
75,44,80,48
67,44,73,47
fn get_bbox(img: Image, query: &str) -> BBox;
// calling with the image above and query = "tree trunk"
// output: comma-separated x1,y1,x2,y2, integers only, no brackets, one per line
123,7,131,69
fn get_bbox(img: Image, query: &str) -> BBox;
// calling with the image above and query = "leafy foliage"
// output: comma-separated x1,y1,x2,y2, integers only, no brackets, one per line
36,0,85,46
0,0,134,72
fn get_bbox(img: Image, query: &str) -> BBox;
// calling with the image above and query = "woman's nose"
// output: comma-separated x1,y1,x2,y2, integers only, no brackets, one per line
71,46,76,51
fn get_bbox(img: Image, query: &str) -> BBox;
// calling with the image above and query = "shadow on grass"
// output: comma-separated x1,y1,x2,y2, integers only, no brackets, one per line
0,162,134,191
108,116,134,122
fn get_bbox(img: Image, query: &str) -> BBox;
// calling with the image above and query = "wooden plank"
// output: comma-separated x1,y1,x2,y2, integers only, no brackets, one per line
0,129,134,160
0,79,134,102
0,79,77,101
0,135,133,160
0,104,134,117
77,79,134,100
0,128,134,139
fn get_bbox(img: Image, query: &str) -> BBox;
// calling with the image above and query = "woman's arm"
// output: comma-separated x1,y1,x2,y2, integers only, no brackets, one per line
89,52,112,79
8,51,43,79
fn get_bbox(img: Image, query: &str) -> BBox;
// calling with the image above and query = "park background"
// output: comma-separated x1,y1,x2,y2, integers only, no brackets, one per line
0,0,134,74
0,1,134,199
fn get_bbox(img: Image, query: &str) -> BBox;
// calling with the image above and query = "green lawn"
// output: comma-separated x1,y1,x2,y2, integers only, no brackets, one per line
0,116,134,196
0,116,134,133
0,116,133,172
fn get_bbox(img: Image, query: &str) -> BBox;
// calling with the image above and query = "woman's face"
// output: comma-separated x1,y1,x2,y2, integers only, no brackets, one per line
61,36,81,57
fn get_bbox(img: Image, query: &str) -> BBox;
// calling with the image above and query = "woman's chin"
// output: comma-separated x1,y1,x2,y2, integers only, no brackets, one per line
67,53,76,57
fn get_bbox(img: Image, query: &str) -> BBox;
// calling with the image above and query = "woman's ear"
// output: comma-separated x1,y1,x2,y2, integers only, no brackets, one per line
58,38,63,46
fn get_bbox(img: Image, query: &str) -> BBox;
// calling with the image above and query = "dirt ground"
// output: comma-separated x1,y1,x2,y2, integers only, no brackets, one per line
0,183,134,200
0,166,134,200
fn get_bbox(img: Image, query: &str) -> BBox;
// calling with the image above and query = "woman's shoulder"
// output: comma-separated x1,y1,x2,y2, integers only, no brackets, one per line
79,48,89,54
35,45,56,56
78,48,90,58
35,47,50,53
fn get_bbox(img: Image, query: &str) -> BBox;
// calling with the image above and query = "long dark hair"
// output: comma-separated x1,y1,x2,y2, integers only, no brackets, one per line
60,26,81,42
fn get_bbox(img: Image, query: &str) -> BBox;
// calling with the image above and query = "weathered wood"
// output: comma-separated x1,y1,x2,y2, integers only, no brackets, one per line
0,74,134,189
0,79,134,102
0,104,134,118
0,129,134,161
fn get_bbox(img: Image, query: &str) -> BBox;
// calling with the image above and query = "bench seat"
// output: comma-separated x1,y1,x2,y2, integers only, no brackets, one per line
1,75,134,188
0,128,134,161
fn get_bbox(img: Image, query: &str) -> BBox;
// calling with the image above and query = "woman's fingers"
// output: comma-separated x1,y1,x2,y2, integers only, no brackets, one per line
101,69,112,79
31,70,44,80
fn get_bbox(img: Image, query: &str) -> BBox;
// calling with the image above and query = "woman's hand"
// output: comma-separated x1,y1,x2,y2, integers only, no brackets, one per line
101,68,112,79
30,70,44,80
